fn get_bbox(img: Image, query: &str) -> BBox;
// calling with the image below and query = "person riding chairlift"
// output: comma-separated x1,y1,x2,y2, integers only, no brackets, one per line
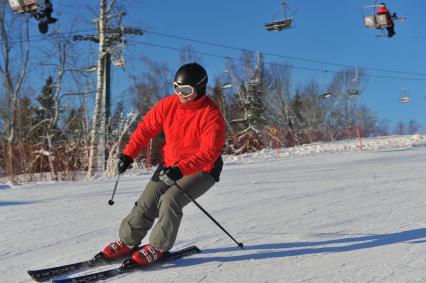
377,2,396,38
34,0,57,34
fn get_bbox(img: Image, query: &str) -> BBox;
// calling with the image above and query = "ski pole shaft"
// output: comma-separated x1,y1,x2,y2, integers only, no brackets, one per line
174,182,244,249
108,174,121,205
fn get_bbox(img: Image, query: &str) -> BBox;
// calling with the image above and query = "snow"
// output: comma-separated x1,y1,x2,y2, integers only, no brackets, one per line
1,135,426,283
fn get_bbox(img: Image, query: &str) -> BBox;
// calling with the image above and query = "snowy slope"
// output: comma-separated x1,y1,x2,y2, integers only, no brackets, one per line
1,135,426,283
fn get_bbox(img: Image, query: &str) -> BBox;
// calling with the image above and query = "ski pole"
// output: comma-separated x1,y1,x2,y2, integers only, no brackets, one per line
108,174,121,206
174,182,244,249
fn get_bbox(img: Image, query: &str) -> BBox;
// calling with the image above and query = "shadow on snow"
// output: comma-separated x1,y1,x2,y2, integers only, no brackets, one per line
173,228,426,266
0,200,35,207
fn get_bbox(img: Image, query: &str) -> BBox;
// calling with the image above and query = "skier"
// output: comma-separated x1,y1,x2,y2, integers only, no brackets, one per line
102,63,225,266
377,2,396,38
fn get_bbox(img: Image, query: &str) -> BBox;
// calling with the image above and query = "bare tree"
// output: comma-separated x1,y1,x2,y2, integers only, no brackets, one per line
130,55,172,114
407,120,420,134
87,0,117,179
394,121,405,135
0,1,30,183
265,63,293,128
179,45,202,65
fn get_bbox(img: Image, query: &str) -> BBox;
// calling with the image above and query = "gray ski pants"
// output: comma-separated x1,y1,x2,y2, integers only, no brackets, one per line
119,169,216,251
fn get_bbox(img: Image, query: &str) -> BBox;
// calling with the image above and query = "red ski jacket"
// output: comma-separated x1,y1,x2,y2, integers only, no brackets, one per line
122,94,225,176
377,6,390,16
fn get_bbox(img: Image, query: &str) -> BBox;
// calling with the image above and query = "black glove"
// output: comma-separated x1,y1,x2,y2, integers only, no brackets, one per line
117,153,133,174
159,166,183,186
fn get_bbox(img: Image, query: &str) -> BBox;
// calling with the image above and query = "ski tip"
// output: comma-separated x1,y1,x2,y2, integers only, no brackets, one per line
175,245,202,255
194,245,201,252
189,245,202,253
26,272,43,282
26,270,39,279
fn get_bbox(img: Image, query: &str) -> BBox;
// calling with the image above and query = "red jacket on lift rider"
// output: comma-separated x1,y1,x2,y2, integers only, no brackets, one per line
377,2,396,38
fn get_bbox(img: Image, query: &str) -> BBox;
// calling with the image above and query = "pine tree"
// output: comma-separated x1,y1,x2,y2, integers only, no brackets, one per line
230,53,268,154
33,76,59,143
16,96,37,143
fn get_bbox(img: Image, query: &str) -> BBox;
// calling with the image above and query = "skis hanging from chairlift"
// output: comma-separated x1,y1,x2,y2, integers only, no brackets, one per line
265,0,294,32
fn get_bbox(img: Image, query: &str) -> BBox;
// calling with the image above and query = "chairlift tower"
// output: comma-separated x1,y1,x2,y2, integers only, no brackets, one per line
74,8,143,175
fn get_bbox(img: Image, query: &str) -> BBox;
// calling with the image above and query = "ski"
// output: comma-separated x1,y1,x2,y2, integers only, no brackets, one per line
27,251,123,282
51,245,201,283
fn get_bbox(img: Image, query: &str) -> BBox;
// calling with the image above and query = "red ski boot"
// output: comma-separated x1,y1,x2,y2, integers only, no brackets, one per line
102,240,133,260
131,244,163,266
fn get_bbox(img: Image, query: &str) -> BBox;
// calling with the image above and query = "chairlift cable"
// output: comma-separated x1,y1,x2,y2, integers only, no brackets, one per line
127,39,426,82
142,29,426,78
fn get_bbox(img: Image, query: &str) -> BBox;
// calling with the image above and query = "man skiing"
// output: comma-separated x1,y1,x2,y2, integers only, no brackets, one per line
102,63,225,266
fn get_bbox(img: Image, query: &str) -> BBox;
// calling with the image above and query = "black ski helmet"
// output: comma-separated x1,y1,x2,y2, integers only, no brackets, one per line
174,63,208,97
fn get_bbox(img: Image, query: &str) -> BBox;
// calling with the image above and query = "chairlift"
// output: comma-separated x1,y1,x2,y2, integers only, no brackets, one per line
111,45,125,67
399,85,410,103
8,0,37,14
85,65,97,73
112,58,124,67
322,92,333,99
222,57,232,89
399,97,410,103
320,70,333,98
349,90,361,96
8,0,58,34
348,66,361,96
111,28,126,68
362,1,405,35
265,0,294,32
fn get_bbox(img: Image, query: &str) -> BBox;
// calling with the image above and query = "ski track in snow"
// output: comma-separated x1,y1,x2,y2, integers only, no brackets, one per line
1,135,426,282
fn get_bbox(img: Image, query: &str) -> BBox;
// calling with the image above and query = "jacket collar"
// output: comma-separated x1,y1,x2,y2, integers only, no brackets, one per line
176,94,208,110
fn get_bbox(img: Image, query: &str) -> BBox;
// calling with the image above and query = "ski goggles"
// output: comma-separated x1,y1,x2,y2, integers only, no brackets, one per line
173,75,207,97
173,83,196,97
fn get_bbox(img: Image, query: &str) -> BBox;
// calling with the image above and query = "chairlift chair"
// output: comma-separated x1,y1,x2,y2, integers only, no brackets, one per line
111,47,125,67
320,70,333,98
399,97,410,103
221,58,232,89
322,92,333,99
222,73,232,89
112,58,124,67
111,29,126,68
265,0,294,32
265,19,293,31
348,66,360,96
348,90,361,96
399,86,410,103
8,0,37,14
362,1,405,31
363,12,390,29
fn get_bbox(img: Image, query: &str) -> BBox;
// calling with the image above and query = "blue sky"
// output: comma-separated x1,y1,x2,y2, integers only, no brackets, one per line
25,0,426,129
